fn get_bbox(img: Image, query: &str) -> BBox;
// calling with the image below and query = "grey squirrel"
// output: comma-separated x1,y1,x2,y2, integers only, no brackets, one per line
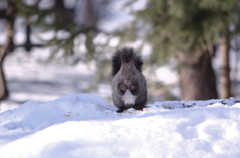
111,47,147,112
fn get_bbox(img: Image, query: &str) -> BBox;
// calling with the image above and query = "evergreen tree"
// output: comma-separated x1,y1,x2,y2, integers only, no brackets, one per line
134,0,240,100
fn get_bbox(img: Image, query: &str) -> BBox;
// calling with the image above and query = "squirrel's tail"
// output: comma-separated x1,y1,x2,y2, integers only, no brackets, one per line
112,47,143,76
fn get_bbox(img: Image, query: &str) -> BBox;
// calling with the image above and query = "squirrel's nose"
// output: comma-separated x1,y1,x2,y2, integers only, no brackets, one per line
124,80,132,88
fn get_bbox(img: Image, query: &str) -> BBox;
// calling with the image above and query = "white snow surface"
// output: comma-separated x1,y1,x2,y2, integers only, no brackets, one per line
0,94,240,158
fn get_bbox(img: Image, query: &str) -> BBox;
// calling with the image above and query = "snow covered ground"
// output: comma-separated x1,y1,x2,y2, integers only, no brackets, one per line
0,93,240,158
1,45,240,158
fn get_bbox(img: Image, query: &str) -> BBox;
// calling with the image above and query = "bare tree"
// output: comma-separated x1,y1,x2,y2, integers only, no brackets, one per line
0,0,16,100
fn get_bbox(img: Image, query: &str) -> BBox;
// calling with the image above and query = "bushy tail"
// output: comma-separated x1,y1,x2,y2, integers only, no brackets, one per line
112,47,143,76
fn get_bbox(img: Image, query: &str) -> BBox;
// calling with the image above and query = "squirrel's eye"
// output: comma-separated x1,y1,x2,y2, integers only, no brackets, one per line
130,84,135,91
119,83,127,91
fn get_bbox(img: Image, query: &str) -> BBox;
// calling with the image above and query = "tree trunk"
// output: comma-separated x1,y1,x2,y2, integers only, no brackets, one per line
0,0,16,100
85,0,96,59
0,61,9,100
179,51,218,100
24,24,32,52
220,35,231,99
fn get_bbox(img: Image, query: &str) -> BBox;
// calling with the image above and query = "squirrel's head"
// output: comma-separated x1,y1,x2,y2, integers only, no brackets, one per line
112,47,143,76
118,57,140,95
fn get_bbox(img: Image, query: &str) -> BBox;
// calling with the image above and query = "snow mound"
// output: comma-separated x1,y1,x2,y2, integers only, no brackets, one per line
0,94,240,158
0,94,114,141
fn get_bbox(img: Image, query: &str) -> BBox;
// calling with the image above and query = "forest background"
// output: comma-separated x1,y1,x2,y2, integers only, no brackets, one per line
0,0,240,107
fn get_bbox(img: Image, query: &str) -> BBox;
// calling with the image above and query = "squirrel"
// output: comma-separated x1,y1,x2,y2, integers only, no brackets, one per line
111,47,147,112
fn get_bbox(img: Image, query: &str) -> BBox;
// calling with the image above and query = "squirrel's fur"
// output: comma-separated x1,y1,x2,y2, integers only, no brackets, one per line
111,47,147,112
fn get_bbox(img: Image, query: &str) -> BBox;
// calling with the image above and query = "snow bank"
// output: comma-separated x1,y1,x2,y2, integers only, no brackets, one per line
0,94,240,158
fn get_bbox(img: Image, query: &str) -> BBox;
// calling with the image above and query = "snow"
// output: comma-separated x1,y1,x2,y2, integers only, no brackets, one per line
0,93,240,158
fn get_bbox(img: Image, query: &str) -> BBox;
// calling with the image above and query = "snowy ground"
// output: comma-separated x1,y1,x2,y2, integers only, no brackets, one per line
1,47,240,158
0,94,240,158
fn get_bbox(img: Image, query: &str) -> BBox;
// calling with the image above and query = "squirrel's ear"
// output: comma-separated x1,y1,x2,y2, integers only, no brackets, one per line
112,52,121,76
134,56,143,72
